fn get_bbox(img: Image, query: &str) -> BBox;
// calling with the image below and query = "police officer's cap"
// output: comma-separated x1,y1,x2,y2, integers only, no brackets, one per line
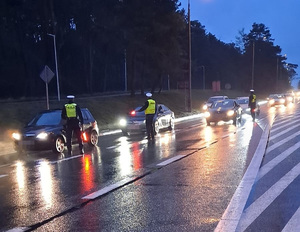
67,95,75,99
146,92,152,97
250,89,254,92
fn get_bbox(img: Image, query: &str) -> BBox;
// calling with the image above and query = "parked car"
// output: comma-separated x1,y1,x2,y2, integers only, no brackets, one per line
119,104,175,135
204,99,242,126
236,96,260,115
268,94,286,107
12,108,99,153
202,95,228,111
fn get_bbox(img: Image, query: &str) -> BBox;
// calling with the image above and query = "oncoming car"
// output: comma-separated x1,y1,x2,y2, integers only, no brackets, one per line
204,99,242,126
12,108,99,153
202,95,228,111
119,104,175,135
268,94,286,107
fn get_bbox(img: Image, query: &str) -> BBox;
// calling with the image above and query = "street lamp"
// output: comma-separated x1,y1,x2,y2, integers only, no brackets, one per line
47,33,61,101
187,0,192,112
200,65,205,90
251,40,255,89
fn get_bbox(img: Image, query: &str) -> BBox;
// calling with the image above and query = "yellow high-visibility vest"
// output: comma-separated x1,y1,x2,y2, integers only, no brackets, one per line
251,94,256,103
145,99,156,114
65,103,77,118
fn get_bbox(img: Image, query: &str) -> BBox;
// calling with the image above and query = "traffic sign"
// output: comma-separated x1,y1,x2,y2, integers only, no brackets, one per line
40,65,55,84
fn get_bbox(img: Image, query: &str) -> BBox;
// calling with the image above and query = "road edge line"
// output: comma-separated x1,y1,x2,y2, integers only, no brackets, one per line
214,121,271,232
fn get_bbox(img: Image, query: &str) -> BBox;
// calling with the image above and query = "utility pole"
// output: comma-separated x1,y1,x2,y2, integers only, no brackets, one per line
187,0,192,112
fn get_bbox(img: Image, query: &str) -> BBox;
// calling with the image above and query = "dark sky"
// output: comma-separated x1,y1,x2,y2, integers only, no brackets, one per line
180,0,300,87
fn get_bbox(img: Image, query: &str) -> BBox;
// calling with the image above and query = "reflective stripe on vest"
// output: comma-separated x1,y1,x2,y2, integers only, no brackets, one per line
251,94,256,103
145,99,156,114
65,103,77,118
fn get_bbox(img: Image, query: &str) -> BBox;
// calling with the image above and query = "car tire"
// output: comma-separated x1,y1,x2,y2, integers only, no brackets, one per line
88,130,99,146
233,117,237,125
154,120,160,134
52,136,65,153
168,118,175,130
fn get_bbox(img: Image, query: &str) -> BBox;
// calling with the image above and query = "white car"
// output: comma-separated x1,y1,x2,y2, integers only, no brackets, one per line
236,96,260,115
202,96,228,110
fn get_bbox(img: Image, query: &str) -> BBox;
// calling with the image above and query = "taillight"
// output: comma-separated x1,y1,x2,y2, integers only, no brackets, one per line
130,110,136,116
82,132,88,142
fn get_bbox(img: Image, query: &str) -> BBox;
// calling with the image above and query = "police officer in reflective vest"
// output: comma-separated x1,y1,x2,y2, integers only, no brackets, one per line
61,95,84,155
248,89,257,122
138,93,157,140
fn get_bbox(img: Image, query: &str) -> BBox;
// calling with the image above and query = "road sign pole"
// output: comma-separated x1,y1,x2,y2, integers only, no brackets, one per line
46,82,49,110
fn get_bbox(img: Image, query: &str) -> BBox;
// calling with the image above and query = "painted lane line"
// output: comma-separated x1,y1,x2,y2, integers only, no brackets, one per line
6,227,29,232
236,161,300,231
0,174,8,178
257,141,300,181
214,123,271,232
49,154,83,164
269,123,300,141
266,130,300,154
157,155,186,166
82,177,134,200
106,145,118,150
270,118,300,134
282,206,300,232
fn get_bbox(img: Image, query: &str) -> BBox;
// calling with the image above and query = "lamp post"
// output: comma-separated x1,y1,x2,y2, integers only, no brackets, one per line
187,0,192,112
200,65,205,90
251,40,255,89
47,33,61,101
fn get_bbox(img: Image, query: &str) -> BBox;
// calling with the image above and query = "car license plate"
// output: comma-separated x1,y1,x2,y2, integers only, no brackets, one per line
127,124,141,130
21,140,34,146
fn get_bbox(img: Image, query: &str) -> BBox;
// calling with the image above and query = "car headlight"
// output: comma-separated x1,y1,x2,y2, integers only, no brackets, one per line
203,105,208,110
12,132,21,141
227,110,234,117
280,99,285,103
287,97,292,101
119,118,127,127
269,99,275,105
204,111,210,117
36,132,48,140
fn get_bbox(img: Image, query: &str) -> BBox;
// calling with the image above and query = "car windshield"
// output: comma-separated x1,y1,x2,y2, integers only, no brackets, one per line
28,111,62,126
237,98,248,104
207,97,224,103
212,100,234,108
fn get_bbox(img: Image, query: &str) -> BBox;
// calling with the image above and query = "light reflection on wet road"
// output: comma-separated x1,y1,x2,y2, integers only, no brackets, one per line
0,103,297,231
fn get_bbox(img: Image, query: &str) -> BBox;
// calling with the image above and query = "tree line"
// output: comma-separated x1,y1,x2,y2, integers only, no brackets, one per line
0,0,297,99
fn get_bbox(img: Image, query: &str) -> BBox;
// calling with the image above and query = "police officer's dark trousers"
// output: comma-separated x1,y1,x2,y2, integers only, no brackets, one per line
146,114,155,139
66,119,83,154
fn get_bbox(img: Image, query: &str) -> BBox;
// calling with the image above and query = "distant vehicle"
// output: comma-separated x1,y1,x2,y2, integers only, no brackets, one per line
12,108,99,153
119,104,175,135
202,95,229,110
236,97,260,116
284,92,295,104
268,94,286,107
204,99,242,126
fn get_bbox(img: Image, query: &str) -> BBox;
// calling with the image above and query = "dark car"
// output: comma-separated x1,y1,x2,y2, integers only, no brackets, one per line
119,104,175,135
268,94,286,107
204,99,242,126
12,108,99,153
202,95,228,111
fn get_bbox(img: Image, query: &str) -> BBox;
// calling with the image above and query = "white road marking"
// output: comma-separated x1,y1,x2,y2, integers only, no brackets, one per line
82,177,134,199
270,118,300,134
269,123,300,141
49,154,83,164
282,206,300,232
6,227,29,232
214,123,271,232
106,145,118,150
257,141,300,181
156,155,186,166
266,130,300,154
236,161,300,231
0,174,8,178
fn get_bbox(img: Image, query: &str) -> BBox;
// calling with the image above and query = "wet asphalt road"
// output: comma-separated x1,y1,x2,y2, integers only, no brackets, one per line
0,103,279,231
